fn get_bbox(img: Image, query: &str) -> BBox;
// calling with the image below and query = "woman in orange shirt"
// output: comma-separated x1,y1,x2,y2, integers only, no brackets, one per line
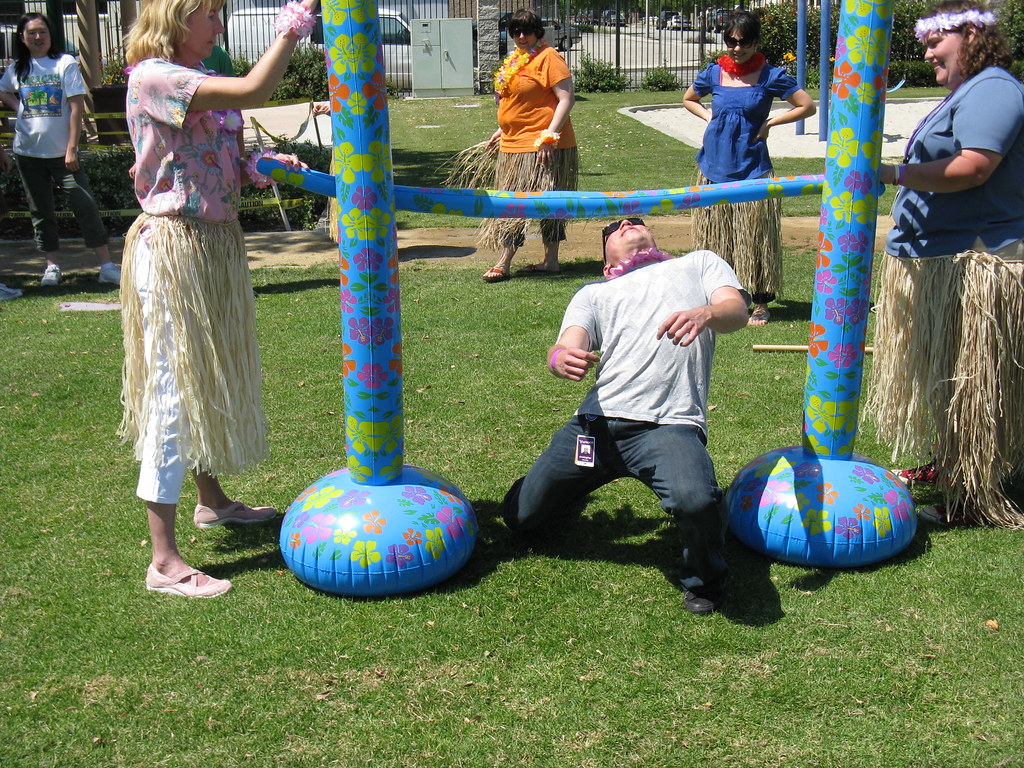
481,8,577,282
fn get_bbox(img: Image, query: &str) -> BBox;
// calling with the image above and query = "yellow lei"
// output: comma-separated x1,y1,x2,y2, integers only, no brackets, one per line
493,40,547,96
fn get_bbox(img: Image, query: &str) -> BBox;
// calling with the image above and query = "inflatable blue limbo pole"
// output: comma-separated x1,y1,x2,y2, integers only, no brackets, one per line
266,0,914,596
272,0,478,597
726,0,916,567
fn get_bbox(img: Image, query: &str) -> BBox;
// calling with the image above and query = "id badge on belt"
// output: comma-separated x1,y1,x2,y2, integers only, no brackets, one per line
575,414,597,468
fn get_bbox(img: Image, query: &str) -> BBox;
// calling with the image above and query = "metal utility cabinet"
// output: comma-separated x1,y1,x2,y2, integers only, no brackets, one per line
410,18,474,98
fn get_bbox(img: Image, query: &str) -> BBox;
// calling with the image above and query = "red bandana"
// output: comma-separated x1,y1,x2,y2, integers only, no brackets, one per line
717,52,766,78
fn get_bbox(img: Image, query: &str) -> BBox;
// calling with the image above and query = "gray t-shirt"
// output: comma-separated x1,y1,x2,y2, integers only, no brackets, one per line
559,251,745,433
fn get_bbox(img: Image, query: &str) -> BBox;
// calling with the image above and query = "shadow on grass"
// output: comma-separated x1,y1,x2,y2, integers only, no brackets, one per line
0,273,122,299
253,277,338,295
765,298,812,324
455,495,787,627
787,522,932,594
199,495,932,621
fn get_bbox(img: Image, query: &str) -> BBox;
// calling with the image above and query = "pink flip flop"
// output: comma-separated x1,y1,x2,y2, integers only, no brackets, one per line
193,501,278,529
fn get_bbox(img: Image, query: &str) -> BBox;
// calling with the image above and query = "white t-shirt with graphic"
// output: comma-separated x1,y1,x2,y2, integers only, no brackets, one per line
0,53,86,158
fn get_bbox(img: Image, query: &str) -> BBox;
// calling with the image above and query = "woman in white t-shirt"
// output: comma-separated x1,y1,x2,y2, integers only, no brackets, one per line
0,13,119,287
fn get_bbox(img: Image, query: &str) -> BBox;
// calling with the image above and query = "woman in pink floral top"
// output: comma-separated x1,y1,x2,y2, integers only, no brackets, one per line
120,0,319,598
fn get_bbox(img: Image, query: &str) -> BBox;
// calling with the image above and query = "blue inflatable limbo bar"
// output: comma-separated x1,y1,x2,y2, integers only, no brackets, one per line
256,159,824,218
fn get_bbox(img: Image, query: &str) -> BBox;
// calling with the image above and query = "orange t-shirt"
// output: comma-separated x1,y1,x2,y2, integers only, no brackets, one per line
497,46,577,153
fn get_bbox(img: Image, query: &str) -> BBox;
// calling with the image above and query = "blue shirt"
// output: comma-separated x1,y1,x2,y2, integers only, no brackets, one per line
887,67,1024,259
692,61,799,183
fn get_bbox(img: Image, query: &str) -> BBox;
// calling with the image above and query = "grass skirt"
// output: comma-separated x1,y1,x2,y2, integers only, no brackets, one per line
476,147,579,253
119,215,267,477
691,169,782,300
867,251,1024,528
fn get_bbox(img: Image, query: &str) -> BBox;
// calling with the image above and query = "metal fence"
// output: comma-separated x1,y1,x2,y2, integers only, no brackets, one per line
0,1,128,65
0,0,737,93
219,0,731,93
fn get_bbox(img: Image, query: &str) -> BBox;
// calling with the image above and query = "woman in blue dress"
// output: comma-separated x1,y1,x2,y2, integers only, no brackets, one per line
683,11,814,325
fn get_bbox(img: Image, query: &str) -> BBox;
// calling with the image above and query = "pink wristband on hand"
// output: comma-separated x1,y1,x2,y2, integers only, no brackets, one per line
549,348,563,372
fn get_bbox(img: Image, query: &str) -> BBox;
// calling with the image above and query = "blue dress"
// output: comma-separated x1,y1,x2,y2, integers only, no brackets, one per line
692,62,798,183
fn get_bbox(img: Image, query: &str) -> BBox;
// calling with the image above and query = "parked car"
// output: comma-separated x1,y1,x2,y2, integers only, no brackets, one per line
544,18,579,51
665,14,681,31
705,7,731,33
499,12,577,54
601,10,627,27
225,1,412,89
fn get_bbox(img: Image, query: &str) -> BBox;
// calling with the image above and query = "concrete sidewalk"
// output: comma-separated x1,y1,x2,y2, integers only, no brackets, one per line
623,97,938,159
240,97,939,159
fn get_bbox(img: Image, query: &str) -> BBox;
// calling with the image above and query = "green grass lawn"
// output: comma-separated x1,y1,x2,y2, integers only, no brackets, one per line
387,90,934,229
3,88,1022,768
1,247,1022,767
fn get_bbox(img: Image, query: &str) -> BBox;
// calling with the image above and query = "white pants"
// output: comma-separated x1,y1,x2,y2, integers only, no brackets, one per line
133,234,189,504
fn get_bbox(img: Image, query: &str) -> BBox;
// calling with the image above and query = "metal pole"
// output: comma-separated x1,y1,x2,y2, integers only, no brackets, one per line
796,0,806,135
819,0,830,142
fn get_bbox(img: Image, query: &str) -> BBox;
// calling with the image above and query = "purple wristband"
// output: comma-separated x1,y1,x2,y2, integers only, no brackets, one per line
549,348,563,372
896,164,907,186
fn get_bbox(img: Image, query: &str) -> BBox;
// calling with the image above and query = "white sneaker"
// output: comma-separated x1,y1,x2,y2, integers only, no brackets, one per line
98,263,121,285
40,264,61,286
0,282,22,300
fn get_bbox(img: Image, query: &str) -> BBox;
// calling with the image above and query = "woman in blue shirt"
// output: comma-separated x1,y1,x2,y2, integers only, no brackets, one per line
683,11,814,325
870,0,1024,528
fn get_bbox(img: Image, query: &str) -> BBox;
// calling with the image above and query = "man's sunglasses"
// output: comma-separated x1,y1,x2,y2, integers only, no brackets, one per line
508,24,534,37
723,36,756,48
601,218,645,258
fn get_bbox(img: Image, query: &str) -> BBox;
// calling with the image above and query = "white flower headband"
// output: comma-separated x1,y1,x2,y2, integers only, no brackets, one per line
914,9,997,42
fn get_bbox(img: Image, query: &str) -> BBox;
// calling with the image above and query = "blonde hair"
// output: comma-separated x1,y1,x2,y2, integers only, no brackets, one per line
125,0,224,65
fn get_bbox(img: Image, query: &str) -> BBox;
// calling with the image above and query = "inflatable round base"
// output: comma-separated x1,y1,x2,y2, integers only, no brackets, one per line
280,465,477,596
726,446,917,568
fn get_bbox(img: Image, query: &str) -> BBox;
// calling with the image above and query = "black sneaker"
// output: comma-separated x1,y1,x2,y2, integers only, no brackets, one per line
682,589,717,615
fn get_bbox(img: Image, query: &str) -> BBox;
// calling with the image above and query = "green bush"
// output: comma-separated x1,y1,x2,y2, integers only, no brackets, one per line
234,45,329,103
890,0,930,63
757,0,927,80
573,54,629,93
232,56,255,77
238,139,331,232
888,60,938,87
0,140,330,240
270,44,329,102
1000,0,1024,60
1011,60,1024,84
0,146,137,239
640,65,680,91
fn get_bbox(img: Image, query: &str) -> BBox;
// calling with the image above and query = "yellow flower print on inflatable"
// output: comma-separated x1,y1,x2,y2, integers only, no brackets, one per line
335,141,390,184
332,32,376,76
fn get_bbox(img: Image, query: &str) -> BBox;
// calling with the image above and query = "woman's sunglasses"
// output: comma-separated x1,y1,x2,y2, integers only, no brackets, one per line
723,36,756,48
601,218,645,258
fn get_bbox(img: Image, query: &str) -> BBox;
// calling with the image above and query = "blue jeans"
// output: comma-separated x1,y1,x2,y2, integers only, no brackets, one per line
503,416,728,592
